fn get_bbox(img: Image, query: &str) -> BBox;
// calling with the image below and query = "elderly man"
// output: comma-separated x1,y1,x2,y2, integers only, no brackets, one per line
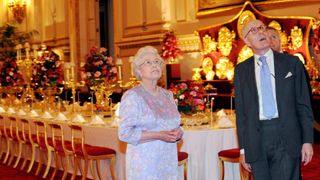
234,19,313,180
266,26,282,52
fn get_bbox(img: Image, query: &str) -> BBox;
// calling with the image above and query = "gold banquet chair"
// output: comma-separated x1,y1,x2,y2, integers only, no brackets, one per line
69,124,116,180
218,148,253,180
48,123,73,180
0,115,8,161
6,117,22,167
178,151,189,180
19,118,38,173
33,121,54,178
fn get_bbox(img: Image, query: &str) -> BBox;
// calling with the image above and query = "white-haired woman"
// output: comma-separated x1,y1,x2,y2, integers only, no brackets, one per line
118,46,183,179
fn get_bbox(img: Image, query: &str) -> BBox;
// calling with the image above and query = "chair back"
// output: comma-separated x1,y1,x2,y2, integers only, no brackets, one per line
48,123,69,153
69,124,87,157
0,115,5,137
8,117,18,140
20,118,34,144
33,121,49,149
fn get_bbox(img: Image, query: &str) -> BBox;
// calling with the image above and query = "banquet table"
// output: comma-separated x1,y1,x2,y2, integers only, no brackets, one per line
179,127,240,180
1,113,239,180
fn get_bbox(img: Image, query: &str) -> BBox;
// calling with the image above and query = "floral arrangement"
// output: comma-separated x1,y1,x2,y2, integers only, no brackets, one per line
31,50,63,89
0,57,24,87
161,31,182,61
169,82,205,113
81,46,117,87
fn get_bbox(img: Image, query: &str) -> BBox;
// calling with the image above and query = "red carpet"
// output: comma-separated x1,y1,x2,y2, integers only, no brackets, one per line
301,143,320,180
0,144,319,179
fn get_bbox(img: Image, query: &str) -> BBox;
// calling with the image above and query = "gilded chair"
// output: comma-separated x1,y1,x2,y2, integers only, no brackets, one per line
33,120,54,178
178,151,189,180
19,118,38,173
218,148,253,180
48,123,73,180
6,117,22,167
69,124,116,180
0,115,8,161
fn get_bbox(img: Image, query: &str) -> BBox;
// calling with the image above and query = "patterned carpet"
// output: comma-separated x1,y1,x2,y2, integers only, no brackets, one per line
0,144,319,179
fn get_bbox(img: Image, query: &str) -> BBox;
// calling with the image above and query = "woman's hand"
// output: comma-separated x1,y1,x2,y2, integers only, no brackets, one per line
171,128,183,141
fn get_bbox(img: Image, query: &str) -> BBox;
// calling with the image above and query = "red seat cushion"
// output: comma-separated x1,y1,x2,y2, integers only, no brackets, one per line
74,144,116,156
52,140,73,153
178,151,188,162
218,148,240,158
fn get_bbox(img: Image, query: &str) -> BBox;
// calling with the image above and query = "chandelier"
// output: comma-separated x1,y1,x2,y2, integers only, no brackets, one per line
8,0,26,24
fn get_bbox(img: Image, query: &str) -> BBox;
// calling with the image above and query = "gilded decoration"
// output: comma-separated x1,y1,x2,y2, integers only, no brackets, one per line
202,34,217,55
237,10,256,40
237,45,253,64
289,26,303,50
196,1,315,82
216,56,234,80
202,57,213,74
217,27,236,56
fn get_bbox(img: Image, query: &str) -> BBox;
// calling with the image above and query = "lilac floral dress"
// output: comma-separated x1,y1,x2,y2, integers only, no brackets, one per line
119,85,181,180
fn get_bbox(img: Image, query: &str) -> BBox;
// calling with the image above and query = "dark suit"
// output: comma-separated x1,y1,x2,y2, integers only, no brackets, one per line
234,51,313,177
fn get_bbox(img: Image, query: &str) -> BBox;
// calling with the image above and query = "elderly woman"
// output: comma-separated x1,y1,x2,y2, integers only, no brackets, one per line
118,46,183,179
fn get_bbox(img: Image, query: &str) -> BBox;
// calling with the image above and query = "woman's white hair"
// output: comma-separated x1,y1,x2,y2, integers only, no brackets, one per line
132,46,164,80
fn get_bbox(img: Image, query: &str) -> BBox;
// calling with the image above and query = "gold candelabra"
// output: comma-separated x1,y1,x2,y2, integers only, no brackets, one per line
15,43,38,110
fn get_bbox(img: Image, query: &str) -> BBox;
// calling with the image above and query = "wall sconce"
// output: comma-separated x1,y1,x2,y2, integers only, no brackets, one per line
8,0,26,24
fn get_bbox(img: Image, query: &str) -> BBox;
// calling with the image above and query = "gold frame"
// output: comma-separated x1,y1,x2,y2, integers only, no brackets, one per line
197,1,316,67
196,0,320,17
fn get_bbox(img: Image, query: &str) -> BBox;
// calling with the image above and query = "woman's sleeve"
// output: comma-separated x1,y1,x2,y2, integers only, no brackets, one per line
118,91,142,145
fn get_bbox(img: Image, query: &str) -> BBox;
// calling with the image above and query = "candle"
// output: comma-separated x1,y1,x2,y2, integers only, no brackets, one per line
71,67,75,80
117,66,122,81
109,98,113,118
210,97,215,126
91,93,94,116
129,56,134,77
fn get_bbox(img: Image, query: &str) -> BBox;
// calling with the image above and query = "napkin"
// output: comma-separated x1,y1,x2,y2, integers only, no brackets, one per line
216,109,233,128
42,111,53,119
91,115,105,125
28,110,39,117
111,116,120,127
72,114,86,123
17,109,27,116
56,112,68,121
113,103,120,117
0,106,6,113
6,107,15,114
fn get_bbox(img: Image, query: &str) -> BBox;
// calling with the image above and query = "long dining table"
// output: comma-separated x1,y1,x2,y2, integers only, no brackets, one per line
1,112,239,180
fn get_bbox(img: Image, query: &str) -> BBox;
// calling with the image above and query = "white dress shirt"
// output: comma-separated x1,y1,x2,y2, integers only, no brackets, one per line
254,49,279,120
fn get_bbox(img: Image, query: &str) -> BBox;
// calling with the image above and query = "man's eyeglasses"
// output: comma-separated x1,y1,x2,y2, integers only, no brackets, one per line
244,25,266,39
140,59,163,67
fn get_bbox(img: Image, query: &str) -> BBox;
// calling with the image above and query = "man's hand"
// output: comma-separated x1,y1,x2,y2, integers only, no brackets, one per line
301,143,313,166
240,154,252,172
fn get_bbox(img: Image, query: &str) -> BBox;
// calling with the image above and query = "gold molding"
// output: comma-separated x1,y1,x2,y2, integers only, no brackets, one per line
196,0,320,18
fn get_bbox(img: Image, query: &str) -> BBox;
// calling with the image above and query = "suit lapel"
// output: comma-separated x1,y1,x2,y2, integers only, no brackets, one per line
273,51,289,118
245,57,259,106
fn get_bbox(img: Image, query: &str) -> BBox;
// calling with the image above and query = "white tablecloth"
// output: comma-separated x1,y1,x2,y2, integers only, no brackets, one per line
179,127,240,180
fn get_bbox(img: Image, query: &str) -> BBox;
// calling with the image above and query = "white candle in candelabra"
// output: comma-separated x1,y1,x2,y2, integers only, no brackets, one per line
91,95,94,116
129,56,134,77
71,66,75,80
210,97,215,126
117,66,122,81
26,48,30,60
109,98,113,118
17,49,21,60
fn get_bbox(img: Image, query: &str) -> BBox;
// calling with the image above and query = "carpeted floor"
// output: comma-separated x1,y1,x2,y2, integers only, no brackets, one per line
0,144,319,179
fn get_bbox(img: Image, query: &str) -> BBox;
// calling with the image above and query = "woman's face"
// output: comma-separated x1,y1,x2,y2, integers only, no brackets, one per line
138,53,163,81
